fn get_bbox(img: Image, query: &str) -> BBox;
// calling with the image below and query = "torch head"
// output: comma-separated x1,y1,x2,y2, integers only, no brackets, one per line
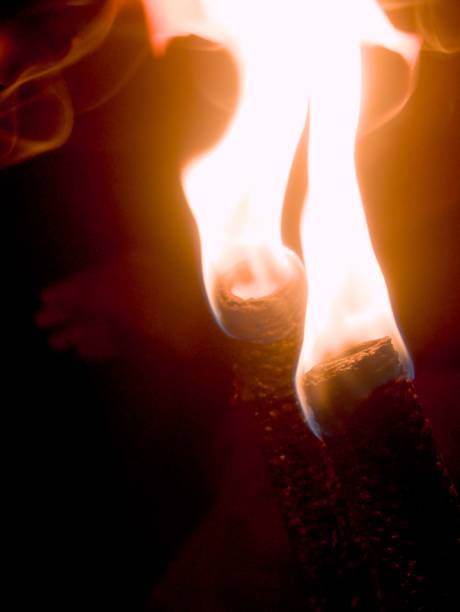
301,336,406,437
213,246,306,345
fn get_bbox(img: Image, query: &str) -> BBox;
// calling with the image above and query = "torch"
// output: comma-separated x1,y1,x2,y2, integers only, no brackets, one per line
142,0,379,606
142,0,460,608
300,338,460,610
295,3,460,609
214,247,377,609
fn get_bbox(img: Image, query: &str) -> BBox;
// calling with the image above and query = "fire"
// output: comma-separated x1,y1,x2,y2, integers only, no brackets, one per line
143,0,310,332
296,1,420,391
142,1,420,362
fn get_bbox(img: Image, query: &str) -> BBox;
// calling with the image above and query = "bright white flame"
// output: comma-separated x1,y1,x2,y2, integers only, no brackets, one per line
142,0,420,362
296,1,420,385
143,0,310,324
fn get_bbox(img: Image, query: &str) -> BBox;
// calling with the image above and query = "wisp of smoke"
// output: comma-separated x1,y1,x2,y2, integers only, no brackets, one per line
0,0,122,167
0,0,457,169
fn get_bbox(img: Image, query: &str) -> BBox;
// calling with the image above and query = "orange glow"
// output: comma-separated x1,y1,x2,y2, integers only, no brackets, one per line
143,1,420,358
296,2,420,387
143,0,309,326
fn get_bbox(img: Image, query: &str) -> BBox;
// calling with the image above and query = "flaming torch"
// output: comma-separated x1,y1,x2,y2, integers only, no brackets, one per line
296,2,460,609
142,0,460,608
143,0,369,607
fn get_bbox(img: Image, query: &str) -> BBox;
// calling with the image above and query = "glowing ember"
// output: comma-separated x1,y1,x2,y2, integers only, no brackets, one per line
143,1,420,373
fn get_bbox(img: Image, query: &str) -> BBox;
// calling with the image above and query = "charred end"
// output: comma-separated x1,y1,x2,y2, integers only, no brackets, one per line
215,250,306,344
302,336,406,435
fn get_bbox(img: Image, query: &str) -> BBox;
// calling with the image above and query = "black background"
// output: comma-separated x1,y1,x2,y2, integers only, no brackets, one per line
2,2,459,610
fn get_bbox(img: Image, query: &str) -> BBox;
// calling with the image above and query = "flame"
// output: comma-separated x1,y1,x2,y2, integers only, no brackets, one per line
143,0,310,331
296,1,420,402
143,1,421,351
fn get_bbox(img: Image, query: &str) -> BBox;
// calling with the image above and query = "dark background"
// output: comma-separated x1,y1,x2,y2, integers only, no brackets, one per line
2,2,459,610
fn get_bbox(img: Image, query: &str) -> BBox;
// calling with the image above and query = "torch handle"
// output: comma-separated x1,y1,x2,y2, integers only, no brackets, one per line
233,336,378,610
324,379,460,611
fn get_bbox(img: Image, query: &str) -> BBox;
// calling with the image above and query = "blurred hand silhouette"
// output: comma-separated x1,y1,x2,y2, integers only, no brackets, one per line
35,251,201,362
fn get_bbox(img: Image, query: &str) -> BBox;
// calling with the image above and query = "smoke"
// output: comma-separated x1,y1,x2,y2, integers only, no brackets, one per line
0,0,457,169
0,0,121,167
382,0,460,53
357,0,460,135
350,0,460,136
414,0,460,53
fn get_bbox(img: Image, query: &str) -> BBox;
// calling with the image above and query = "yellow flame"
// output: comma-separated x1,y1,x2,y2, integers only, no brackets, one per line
297,1,420,379
143,0,310,323
143,1,420,353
